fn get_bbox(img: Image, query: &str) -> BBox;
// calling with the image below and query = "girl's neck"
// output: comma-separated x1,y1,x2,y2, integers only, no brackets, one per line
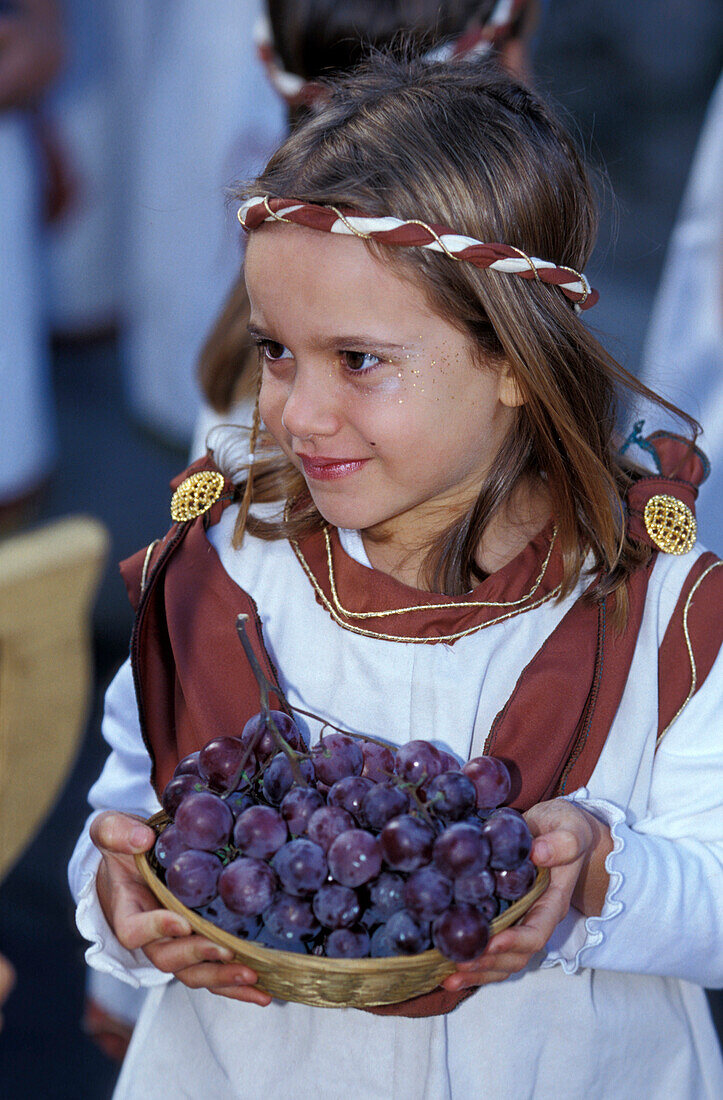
360,479,552,592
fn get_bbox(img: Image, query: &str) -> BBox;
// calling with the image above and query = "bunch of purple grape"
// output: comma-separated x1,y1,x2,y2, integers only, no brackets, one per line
154,712,535,964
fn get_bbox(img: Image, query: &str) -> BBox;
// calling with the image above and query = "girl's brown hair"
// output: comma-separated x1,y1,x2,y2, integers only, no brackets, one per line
223,54,696,621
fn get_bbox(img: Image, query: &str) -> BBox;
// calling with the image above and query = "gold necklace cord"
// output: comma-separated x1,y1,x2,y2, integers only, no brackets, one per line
319,525,558,620
655,559,723,749
290,535,562,643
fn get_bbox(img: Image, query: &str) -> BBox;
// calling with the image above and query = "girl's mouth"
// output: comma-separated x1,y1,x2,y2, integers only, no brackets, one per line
297,454,371,481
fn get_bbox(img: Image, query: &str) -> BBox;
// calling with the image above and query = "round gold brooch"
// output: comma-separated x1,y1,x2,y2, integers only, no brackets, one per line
643,494,697,555
170,471,226,522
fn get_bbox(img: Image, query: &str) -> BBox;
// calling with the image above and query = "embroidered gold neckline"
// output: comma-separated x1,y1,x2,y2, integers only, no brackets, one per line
290,525,561,644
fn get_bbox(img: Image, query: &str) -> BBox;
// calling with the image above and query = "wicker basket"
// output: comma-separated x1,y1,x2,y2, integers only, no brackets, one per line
136,811,549,1009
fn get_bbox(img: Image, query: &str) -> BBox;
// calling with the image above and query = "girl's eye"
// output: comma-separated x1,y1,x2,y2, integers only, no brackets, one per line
258,339,293,362
341,350,382,373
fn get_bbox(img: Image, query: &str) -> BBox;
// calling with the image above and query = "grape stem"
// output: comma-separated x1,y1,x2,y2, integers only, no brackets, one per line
235,614,309,787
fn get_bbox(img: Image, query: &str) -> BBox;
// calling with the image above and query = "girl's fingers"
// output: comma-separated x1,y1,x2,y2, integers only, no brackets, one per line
441,968,511,991
169,960,262,991
206,985,273,1006
531,828,586,867
91,811,156,855
144,935,237,973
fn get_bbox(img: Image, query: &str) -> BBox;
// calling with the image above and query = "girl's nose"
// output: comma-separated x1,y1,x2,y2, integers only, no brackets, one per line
280,368,342,441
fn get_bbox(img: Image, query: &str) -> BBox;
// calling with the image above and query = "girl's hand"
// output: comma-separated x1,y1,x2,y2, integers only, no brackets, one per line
90,811,271,1007
441,798,613,993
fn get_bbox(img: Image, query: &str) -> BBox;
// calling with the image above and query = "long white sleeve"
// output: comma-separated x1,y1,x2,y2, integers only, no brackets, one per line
67,658,171,988
544,643,723,986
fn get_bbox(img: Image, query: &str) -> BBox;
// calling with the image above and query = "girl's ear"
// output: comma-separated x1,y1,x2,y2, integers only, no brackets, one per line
498,361,525,408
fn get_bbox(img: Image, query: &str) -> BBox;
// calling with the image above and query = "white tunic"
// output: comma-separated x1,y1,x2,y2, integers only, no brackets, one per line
69,503,723,1098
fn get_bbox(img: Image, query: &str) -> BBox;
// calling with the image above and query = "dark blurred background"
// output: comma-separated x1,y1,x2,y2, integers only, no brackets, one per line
0,2,721,1096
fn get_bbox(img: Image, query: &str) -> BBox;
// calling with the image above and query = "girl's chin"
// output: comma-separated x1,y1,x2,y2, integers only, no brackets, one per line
309,494,386,533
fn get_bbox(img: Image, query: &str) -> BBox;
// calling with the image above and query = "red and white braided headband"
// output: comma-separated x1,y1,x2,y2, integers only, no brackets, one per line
238,196,598,311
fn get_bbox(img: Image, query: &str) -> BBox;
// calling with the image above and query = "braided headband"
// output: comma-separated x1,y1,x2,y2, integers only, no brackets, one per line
254,0,532,109
238,196,598,311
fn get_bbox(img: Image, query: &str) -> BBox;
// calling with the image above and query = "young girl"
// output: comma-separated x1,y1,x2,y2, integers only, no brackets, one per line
70,56,723,1098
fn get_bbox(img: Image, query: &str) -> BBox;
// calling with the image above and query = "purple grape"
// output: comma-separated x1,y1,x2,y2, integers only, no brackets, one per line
272,838,328,896
166,850,222,908
425,772,477,821
370,923,395,957
368,872,406,919
310,734,363,785
328,829,383,887
494,858,536,900
403,865,454,921
196,897,261,939
306,806,355,852
463,756,512,810
437,749,461,773
241,710,305,761
359,906,383,932
379,814,435,872
359,783,409,831
218,857,277,915
327,776,375,821
361,741,395,782
481,809,532,869
432,905,490,962
262,753,314,805
224,789,255,818
263,892,319,942
453,867,496,906
433,823,490,879
313,884,361,929
161,774,204,818
198,736,255,793
154,824,190,869
175,791,233,851
385,909,430,955
233,805,288,860
325,927,370,958
394,740,444,786
280,786,324,835
173,751,201,779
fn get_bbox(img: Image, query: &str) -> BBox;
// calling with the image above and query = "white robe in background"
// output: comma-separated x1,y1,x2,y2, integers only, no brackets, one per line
114,0,284,446
0,112,55,502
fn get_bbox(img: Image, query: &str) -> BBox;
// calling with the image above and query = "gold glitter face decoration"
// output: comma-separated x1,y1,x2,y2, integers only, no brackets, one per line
243,223,522,556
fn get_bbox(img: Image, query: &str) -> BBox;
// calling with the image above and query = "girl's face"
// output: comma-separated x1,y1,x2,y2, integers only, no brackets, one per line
244,224,520,551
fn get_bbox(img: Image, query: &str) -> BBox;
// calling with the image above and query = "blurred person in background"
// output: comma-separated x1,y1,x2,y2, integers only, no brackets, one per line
191,0,541,459
0,953,15,1029
640,71,723,554
0,0,64,529
114,0,286,449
